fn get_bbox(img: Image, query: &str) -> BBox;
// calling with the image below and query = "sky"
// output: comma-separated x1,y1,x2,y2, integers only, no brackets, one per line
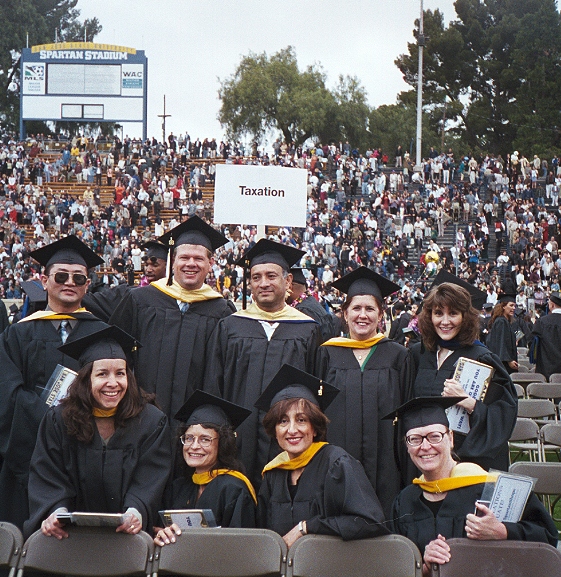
75,0,457,143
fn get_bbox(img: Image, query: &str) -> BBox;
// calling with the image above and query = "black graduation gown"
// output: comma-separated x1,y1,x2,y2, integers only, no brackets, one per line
391,482,558,554
204,315,321,488
411,343,517,472
316,339,414,518
168,474,256,528
531,312,561,379
486,316,518,373
0,299,8,334
109,285,234,418
257,444,389,540
82,283,132,323
295,297,335,343
24,403,171,538
0,314,107,529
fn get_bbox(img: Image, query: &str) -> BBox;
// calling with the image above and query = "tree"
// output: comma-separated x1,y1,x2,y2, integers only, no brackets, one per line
218,47,372,148
218,47,335,146
0,0,101,131
395,0,561,156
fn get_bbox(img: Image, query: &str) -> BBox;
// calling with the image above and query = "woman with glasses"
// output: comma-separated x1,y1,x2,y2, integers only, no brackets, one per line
256,365,388,549
388,397,557,576
24,326,172,539
154,391,256,546
412,273,517,472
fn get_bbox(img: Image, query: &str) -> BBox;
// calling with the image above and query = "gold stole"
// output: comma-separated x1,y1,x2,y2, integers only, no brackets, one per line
262,442,328,476
191,469,257,504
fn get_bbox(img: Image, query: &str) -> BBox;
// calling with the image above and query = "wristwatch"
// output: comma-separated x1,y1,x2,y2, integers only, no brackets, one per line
298,521,307,536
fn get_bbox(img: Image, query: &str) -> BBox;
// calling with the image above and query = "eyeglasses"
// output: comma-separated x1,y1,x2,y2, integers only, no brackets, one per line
180,434,218,447
405,431,447,447
142,256,162,265
50,272,88,286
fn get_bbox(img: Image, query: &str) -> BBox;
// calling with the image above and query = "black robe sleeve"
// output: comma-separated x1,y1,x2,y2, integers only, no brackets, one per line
25,404,171,538
170,475,256,528
486,316,517,364
391,482,558,556
82,284,132,323
411,345,517,472
258,445,389,541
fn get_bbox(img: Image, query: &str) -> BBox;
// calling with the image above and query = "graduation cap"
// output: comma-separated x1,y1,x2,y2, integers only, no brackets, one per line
290,267,308,286
254,364,339,413
331,266,400,302
482,302,494,311
382,396,466,433
498,293,516,304
235,239,304,272
429,269,487,310
141,240,168,261
158,216,227,253
20,280,47,303
58,325,140,368
550,292,561,307
174,390,251,429
30,235,103,270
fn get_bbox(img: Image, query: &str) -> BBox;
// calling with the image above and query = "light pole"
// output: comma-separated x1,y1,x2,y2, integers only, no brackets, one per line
415,0,425,171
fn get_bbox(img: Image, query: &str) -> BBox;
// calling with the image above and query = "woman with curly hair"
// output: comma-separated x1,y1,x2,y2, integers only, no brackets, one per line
24,326,171,539
154,391,256,546
411,273,517,472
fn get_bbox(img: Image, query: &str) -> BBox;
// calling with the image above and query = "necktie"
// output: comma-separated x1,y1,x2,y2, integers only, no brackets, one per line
180,302,189,314
59,320,70,344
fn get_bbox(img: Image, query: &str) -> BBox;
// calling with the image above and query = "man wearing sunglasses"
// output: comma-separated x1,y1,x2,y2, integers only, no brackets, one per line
0,235,108,531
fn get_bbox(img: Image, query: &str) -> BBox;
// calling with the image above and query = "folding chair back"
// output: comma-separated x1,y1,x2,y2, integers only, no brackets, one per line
549,373,561,383
540,423,561,448
509,418,541,463
514,383,525,398
509,461,561,521
286,534,422,577
432,538,561,577
511,373,546,393
17,527,154,577
527,383,561,404
517,398,557,421
153,528,286,577
0,523,23,577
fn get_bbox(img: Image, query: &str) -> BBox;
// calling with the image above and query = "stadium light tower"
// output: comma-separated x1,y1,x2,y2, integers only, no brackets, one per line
415,0,425,170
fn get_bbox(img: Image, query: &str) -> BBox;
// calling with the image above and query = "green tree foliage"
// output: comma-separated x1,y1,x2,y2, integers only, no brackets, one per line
396,0,561,156
0,0,101,131
219,47,373,148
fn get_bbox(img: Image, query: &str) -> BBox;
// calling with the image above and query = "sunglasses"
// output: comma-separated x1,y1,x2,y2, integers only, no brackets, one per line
50,272,88,286
142,256,162,265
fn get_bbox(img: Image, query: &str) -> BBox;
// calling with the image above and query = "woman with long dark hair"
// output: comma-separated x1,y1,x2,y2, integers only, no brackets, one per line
25,326,171,539
412,272,517,472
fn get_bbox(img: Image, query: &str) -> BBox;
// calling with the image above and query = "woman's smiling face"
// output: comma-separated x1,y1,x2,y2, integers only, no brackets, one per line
431,305,463,341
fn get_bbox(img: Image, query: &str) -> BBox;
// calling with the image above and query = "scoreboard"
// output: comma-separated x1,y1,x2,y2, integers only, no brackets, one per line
20,42,147,139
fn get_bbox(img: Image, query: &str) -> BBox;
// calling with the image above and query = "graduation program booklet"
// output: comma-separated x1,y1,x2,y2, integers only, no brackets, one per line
479,471,536,523
40,364,77,406
159,509,217,529
56,512,126,527
447,357,494,435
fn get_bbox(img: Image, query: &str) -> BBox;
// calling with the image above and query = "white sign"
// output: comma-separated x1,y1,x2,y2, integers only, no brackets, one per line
214,164,307,228
22,63,46,95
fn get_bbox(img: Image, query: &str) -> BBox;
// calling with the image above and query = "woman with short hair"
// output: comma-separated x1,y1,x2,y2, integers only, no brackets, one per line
257,364,388,548
389,397,557,576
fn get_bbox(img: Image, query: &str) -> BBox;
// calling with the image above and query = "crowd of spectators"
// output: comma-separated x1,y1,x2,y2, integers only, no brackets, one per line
0,131,560,329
